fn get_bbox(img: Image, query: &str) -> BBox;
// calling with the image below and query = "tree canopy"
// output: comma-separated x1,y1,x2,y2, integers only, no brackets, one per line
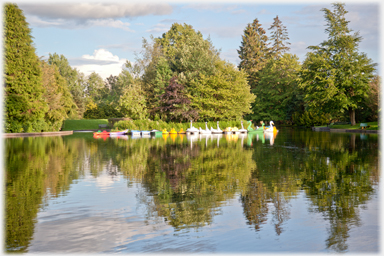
299,3,376,125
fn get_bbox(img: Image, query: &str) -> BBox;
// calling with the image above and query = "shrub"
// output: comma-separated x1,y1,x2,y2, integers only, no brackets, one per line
292,111,331,127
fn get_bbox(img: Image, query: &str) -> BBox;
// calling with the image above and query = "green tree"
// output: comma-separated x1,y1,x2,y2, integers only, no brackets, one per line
356,75,380,122
250,53,302,122
237,18,270,90
4,3,48,132
40,61,77,130
104,75,120,101
156,23,220,85
268,15,291,58
147,57,173,119
300,3,376,125
117,64,148,120
85,72,104,102
190,60,255,120
48,53,87,118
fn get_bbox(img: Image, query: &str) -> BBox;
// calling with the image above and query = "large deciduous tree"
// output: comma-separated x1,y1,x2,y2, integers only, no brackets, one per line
117,63,148,120
300,3,376,125
40,61,77,130
190,60,255,121
4,3,48,132
156,23,219,80
48,53,87,118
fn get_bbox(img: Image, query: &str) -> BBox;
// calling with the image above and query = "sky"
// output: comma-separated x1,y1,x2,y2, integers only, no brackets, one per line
12,0,382,80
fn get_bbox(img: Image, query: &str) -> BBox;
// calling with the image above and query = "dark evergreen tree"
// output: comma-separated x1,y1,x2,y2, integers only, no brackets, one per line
4,3,48,132
237,18,270,90
268,16,291,58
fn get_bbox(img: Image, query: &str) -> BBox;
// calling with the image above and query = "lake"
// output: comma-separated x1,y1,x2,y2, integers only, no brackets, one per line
5,128,380,253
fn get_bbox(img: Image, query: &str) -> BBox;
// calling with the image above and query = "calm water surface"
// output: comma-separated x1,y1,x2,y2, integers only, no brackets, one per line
5,128,380,253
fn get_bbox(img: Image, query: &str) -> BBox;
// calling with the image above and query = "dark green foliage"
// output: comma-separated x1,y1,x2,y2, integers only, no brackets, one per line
292,111,331,127
249,54,302,122
148,57,173,118
300,3,376,125
4,3,48,132
355,75,380,122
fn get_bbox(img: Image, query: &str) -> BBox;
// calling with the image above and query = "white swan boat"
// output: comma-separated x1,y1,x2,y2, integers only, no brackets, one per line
239,121,247,134
210,121,223,134
264,121,275,133
186,120,199,134
199,122,212,134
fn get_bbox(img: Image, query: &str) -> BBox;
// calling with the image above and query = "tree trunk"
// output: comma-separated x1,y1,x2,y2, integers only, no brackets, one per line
349,107,356,126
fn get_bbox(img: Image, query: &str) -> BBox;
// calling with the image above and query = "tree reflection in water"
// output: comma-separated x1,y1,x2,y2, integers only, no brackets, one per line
5,129,379,253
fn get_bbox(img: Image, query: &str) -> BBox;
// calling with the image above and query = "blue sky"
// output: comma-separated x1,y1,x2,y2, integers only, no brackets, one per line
15,0,382,79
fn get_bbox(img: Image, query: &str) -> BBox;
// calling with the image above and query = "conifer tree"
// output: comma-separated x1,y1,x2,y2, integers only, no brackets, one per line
268,16,291,58
4,3,48,132
237,18,270,89
300,3,376,125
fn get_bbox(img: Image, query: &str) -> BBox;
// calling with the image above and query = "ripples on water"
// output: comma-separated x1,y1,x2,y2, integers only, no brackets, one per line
5,129,379,253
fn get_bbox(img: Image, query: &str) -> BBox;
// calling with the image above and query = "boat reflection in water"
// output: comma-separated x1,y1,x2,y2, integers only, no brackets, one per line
264,130,278,145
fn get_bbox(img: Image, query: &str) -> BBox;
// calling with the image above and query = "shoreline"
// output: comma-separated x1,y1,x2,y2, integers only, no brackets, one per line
312,126,379,134
3,130,73,138
3,128,380,138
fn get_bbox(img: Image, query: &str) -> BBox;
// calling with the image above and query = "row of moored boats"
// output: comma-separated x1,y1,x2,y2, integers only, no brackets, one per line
93,120,277,137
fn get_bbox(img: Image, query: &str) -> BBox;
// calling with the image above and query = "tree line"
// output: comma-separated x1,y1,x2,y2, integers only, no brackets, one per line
4,3,379,133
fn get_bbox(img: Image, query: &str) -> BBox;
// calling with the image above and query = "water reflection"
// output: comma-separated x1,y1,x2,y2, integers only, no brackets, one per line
5,129,379,253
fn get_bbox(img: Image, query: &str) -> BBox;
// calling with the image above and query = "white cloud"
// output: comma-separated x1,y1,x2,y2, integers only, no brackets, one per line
146,23,170,34
21,3,173,31
20,3,173,20
258,9,271,15
95,171,121,192
182,3,247,16
88,19,134,32
199,24,244,39
71,49,128,80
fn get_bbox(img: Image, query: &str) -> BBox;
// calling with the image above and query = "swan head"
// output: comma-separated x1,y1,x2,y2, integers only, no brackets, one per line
270,121,274,126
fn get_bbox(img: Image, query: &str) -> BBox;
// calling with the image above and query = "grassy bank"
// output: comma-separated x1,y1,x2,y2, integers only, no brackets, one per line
320,121,379,130
61,119,109,131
